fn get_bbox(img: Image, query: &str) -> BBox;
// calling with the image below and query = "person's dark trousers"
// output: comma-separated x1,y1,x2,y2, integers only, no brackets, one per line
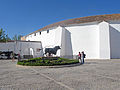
83,58,84,64
81,58,84,64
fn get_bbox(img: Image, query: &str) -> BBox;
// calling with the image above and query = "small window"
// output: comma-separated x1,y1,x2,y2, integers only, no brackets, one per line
36,48,41,52
40,32,41,35
34,33,35,36
47,30,49,33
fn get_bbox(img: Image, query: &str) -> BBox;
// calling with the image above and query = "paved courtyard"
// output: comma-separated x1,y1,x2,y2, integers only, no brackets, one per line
0,59,120,90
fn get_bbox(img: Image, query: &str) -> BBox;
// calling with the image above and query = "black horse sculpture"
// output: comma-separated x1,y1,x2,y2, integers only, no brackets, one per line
45,46,61,56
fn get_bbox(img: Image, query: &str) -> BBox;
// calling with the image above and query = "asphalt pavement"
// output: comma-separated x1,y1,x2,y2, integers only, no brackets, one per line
0,59,120,90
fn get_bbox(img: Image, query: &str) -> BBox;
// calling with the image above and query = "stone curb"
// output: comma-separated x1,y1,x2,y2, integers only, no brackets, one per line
16,63,81,68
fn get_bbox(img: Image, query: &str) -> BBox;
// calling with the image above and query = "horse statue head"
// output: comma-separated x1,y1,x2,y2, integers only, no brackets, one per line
54,46,61,50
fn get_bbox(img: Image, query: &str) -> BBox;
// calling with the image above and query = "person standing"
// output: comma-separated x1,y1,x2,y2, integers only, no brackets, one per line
18,53,21,61
78,52,81,63
81,51,86,64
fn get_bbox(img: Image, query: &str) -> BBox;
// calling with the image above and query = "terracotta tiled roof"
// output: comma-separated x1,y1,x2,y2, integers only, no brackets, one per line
24,14,120,37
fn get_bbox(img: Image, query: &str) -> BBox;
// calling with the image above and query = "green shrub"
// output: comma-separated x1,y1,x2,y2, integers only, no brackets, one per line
17,57,79,66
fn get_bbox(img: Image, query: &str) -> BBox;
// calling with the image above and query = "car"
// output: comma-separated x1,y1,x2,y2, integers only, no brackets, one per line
0,54,7,59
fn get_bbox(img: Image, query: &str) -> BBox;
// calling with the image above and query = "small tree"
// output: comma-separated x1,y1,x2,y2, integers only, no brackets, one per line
0,28,11,42
12,34,17,41
12,34,22,41
6,34,11,41
18,35,22,40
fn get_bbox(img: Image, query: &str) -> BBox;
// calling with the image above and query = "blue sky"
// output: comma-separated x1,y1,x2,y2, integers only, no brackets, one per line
0,0,120,38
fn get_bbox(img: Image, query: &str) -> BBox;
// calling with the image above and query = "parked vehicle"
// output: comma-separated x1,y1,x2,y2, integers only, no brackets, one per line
0,53,7,59
0,51,18,59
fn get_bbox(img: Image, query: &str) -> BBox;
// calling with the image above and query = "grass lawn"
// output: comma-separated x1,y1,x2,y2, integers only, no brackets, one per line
17,57,79,66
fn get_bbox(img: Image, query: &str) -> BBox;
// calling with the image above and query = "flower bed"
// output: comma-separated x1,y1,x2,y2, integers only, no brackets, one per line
17,57,79,66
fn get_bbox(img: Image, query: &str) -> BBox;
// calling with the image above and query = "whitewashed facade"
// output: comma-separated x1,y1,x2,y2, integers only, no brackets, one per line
22,14,120,59
0,41,43,58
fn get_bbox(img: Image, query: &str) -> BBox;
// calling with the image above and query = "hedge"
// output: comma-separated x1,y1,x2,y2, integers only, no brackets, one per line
17,57,79,66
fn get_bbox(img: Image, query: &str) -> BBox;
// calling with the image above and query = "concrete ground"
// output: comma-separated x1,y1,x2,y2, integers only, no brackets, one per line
0,59,120,90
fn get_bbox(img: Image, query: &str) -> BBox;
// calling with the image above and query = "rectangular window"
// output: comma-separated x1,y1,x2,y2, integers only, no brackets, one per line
36,48,41,52
34,33,36,36
40,32,41,35
47,30,49,33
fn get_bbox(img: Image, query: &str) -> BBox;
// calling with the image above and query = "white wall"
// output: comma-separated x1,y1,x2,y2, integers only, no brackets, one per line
109,21,120,58
26,23,100,59
16,41,43,58
0,42,15,51
65,23,99,59
26,21,120,59
26,30,55,48
60,27,73,59
99,21,110,59
26,26,63,56
0,41,43,58
54,26,63,56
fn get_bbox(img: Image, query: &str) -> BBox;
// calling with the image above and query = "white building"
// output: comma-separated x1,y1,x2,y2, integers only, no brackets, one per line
0,41,43,58
21,14,120,59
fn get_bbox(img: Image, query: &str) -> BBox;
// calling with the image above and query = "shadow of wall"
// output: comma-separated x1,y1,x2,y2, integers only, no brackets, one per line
109,25,120,58
60,27,73,59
